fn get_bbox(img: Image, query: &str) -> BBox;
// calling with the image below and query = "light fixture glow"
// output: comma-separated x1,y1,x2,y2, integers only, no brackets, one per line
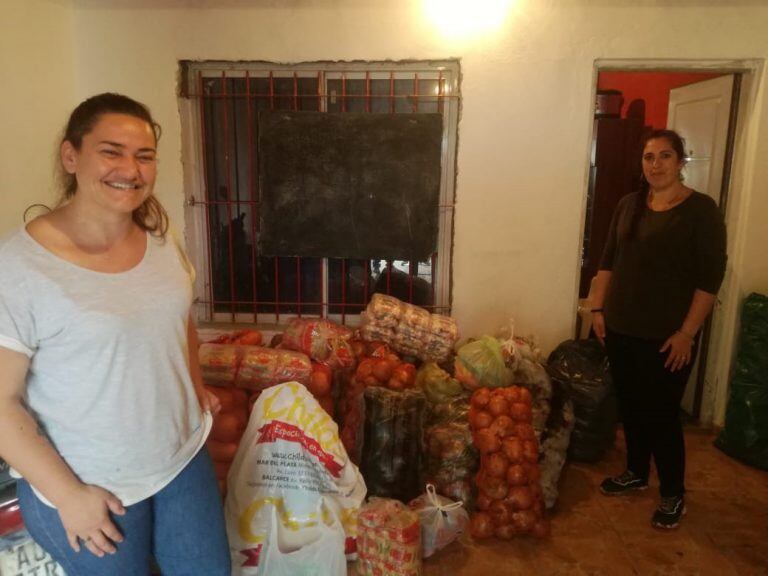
423,0,513,40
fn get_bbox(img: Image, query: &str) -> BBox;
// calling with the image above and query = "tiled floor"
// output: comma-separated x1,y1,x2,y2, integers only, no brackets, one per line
416,426,768,575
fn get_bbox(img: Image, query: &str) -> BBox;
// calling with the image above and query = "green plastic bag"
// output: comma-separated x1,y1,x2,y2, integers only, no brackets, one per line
416,362,464,404
715,293,768,470
454,336,513,389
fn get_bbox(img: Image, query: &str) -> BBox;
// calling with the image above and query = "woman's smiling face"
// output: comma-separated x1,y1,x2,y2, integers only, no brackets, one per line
60,113,157,215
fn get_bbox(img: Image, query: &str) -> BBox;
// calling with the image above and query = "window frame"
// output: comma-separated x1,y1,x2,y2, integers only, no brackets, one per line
178,59,461,326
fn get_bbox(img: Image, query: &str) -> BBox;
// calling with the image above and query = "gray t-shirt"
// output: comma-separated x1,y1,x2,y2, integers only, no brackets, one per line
600,191,727,340
0,227,211,506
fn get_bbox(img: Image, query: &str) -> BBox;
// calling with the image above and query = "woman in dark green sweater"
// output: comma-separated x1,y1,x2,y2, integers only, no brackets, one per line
590,129,727,529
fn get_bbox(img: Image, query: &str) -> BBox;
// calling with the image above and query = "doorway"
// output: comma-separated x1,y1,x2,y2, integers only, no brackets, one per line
578,65,744,423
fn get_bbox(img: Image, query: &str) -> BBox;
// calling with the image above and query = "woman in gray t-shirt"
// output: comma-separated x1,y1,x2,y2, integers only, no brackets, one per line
589,129,726,530
0,93,230,575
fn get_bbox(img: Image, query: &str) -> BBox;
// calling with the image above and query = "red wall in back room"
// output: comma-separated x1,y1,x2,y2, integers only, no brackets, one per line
597,71,722,130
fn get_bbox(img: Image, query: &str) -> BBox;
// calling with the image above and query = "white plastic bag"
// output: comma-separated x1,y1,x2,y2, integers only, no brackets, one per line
225,382,366,575
257,498,347,576
408,484,468,558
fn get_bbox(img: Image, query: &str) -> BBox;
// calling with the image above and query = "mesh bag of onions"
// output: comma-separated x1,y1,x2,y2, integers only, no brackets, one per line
468,386,550,539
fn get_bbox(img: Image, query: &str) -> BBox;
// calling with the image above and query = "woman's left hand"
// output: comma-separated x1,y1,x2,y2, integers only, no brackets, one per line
660,331,693,372
200,387,222,415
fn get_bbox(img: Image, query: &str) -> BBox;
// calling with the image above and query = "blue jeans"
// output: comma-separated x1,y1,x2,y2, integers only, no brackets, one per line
17,447,231,576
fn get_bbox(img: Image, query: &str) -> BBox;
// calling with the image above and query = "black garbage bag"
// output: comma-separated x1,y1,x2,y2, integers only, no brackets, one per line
360,386,426,502
547,339,617,462
715,293,768,470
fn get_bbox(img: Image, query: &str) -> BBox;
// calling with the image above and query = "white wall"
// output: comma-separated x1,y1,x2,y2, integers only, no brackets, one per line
0,0,76,234
4,0,768,366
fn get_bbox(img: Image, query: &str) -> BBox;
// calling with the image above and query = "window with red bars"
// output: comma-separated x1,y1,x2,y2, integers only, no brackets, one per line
179,61,460,326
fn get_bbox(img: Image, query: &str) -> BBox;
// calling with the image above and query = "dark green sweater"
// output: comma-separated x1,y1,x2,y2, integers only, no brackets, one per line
600,191,727,340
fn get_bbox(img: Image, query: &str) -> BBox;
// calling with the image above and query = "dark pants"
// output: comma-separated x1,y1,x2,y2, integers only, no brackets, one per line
605,328,698,498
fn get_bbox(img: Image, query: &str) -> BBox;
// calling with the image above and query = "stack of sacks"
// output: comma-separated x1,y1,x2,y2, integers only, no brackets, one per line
360,293,458,362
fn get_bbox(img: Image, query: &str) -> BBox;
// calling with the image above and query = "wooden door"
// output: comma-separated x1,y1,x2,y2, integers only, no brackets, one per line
667,74,735,419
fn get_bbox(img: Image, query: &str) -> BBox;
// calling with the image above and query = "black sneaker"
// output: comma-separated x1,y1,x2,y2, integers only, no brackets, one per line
651,495,686,529
600,470,649,495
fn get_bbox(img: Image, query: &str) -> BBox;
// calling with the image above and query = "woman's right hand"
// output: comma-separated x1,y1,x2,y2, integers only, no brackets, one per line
57,483,126,557
592,311,606,344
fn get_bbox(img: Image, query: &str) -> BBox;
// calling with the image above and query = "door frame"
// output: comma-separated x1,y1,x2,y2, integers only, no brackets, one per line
577,58,764,427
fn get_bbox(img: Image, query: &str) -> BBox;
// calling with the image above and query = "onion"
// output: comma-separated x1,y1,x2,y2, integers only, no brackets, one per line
503,386,520,403
372,359,394,382
387,376,405,391
211,412,245,443
488,396,509,417
507,486,533,510
488,500,512,526
230,388,249,407
514,423,536,441
469,512,494,539
206,386,234,411
477,473,508,500
475,492,493,511
511,510,537,533
356,359,375,378
506,464,528,486
473,429,501,454
510,402,532,422
502,437,523,463
483,452,509,479
471,387,491,408
522,440,539,463
489,415,514,438
470,410,494,430
207,439,239,462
